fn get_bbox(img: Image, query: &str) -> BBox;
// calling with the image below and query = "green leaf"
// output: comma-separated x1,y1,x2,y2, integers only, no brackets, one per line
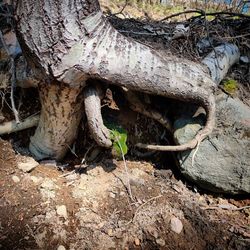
106,123,128,159
222,79,238,95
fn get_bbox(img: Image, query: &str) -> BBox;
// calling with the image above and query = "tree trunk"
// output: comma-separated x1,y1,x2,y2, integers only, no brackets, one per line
13,0,216,159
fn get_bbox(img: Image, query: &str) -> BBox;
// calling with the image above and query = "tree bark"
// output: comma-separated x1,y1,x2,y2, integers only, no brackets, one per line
29,82,84,160
13,0,216,159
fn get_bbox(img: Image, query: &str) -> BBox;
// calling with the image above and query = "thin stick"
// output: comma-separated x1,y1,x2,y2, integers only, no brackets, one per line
160,9,204,22
113,0,128,16
66,143,78,158
133,195,162,222
191,140,201,167
0,31,20,123
110,130,134,202
160,9,250,22
10,58,20,123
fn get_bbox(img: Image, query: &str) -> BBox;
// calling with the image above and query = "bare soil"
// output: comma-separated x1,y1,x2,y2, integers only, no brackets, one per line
0,138,249,250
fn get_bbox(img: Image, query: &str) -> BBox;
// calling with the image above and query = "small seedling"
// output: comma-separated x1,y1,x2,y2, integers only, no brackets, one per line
222,79,238,95
106,122,128,159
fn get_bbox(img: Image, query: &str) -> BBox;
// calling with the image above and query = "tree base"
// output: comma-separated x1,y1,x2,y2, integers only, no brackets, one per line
29,82,84,160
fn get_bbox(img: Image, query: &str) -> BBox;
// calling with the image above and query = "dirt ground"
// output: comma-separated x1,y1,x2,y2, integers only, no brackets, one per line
0,138,249,250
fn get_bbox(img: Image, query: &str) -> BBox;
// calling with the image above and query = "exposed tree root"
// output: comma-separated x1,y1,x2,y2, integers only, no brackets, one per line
83,83,112,148
13,0,217,158
29,83,84,161
0,114,39,135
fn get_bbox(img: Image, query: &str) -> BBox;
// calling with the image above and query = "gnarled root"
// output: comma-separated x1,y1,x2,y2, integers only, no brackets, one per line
83,84,112,148
135,95,215,151
29,82,84,160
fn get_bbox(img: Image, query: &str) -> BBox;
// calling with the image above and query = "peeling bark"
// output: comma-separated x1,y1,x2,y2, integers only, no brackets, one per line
13,0,216,159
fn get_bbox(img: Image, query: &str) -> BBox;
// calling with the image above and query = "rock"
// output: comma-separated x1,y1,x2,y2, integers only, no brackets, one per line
12,175,20,183
134,238,140,246
107,229,113,236
240,56,249,64
30,175,42,184
174,94,250,194
170,216,183,234
56,205,68,219
57,246,66,250
109,192,116,199
156,238,166,246
17,156,39,172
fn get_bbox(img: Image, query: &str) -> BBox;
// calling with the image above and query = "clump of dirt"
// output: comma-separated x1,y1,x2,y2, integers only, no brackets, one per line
0,139,249,249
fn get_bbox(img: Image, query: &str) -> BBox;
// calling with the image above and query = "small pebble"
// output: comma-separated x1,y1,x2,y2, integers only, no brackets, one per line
107,229,113,236
156,238,165,246
170,216,183,234
30,176,40,184
56,205,68,219
134,238,140,246
109,192,116,199
12,176,20,183
57,246,66,250
17,157,39,172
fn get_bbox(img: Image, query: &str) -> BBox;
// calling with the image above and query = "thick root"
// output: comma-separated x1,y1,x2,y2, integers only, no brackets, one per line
83,84,112,148
135,95,215,151
29,82,84,160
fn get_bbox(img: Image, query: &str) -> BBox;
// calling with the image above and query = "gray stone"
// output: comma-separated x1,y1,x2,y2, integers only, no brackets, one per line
174,94,250,194
170,216,183,234
12,175,20,183
17,157,39,172
56,205,68,219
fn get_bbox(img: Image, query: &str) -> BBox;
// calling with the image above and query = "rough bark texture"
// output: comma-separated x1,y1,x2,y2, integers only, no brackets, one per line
83,84,112,148
202,44,240,84
14,0,216,159
29,82,84,160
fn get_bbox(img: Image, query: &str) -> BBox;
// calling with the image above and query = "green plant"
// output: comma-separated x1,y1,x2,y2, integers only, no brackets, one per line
106,123,128,159
222,79,238,95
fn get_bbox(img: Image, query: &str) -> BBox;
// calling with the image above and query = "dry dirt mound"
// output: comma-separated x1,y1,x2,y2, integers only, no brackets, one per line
0,139,249,249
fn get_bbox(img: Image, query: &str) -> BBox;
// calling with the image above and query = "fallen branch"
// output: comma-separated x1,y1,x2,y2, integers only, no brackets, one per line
160,9,204,22
160,9,250,22
0,114,39,135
